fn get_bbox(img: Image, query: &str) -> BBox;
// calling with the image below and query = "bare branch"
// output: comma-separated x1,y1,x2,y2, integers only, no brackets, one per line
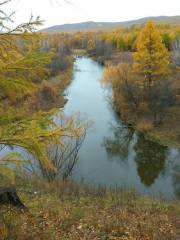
0,0,12,6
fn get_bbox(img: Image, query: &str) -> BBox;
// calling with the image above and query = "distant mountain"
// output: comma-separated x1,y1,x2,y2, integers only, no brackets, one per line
40,16,180,33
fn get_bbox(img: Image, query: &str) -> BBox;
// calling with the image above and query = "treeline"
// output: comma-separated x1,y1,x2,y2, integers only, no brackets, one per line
69,24,180,64
64,21,180,145
42,33,73,76
102,21,180,146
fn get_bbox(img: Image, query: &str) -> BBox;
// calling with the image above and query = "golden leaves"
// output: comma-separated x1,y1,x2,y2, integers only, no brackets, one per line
0,110,84,178
133,21,170,83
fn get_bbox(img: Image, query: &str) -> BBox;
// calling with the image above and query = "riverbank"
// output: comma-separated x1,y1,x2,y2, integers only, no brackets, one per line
57,57,179,198
0,57,179,240
113,99,180,148
147,106,180,148
26,58,74,113
99,50,180,148
0,177,180,240
45,66,74,108
119,91,180,149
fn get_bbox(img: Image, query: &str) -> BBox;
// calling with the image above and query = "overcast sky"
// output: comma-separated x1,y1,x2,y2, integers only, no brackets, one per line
3,0,180,28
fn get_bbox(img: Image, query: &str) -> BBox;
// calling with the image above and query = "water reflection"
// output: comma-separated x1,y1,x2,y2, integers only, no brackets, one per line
1,57,179,200
169,150,180,199
134,134,167,187
103,122,168,187
103,123,135,161
172,163,180,199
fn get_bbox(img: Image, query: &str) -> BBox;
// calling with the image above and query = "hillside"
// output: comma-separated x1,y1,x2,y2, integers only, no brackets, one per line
40,15,180,33
1,178,179,239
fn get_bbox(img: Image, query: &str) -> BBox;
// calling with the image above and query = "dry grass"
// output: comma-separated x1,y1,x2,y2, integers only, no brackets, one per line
148,106,180,148
136,119,154,133
0,178,179,240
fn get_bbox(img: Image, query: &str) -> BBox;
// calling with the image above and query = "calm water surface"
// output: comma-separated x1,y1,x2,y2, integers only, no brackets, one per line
1,57,179,200
63,57,180,199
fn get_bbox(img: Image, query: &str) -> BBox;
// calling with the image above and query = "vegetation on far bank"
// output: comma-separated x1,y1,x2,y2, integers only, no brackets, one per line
66,21,180,147
101,22,180,147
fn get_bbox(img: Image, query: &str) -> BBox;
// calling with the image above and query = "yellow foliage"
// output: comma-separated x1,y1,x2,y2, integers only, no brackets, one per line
0,110,83,178
0,4,81,181
133,21,170,87
102,63,131,89
87,39,96,52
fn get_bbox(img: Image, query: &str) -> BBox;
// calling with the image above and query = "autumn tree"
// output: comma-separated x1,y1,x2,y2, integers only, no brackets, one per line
102,63,139,122
172,36,180,66
102,21,177,127
0,0,84,184
133,21,170,94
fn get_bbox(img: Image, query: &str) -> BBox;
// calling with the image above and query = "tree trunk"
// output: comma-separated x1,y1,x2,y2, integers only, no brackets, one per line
0,187,26,210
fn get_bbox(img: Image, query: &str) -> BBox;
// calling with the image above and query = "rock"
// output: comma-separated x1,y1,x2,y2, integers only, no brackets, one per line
0,187,26,209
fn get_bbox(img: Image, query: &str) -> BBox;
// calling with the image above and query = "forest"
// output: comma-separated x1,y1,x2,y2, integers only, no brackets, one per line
66,20,180,146
0,0,180,239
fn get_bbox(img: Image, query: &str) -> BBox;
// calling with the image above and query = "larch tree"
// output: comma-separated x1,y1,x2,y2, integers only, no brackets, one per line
0,0,83,183
133,20,170,94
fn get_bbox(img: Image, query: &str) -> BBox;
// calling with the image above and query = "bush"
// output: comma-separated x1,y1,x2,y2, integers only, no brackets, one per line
136,119,153,133
40,80,58,103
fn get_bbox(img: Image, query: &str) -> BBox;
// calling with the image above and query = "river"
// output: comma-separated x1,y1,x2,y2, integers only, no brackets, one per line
0,57,179,200
63,57,180,200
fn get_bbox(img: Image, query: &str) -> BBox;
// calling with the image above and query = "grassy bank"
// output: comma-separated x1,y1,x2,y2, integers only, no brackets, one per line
147,106,180,148
47,67,73,108
112,98,180,148
30,59,74,113
0,178,180,240
73,49,87,58
113,97,180,149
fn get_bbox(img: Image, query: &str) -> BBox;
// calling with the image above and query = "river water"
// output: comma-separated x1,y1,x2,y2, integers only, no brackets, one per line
63,57,180,200
0,57,179,199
